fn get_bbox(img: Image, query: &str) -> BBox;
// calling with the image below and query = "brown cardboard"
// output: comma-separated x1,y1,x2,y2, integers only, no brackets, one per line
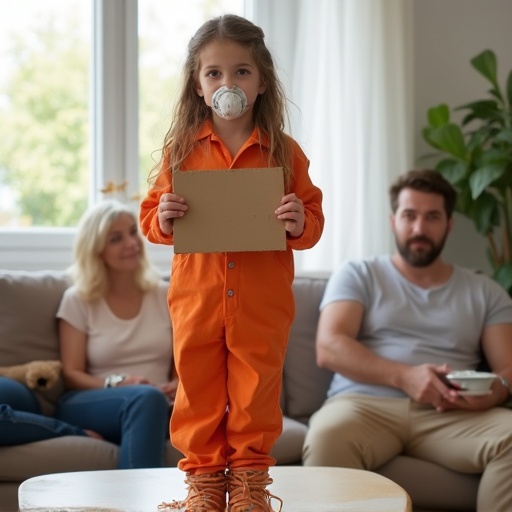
173,167,286,254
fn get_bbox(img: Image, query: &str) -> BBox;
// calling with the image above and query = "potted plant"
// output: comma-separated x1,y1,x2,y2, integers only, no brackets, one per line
422,49,512,293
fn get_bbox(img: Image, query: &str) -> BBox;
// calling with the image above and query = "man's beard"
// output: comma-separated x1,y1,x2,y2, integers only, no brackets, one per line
395,233,448,267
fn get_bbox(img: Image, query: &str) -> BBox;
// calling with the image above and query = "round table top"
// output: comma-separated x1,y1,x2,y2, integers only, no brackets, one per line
19,466,411,512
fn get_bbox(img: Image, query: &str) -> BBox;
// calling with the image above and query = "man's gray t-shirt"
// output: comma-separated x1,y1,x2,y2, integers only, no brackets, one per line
321,255,512,399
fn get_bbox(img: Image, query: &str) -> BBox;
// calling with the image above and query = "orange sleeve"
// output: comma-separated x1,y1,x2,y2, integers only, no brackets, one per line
139,155,175,246
286,140,324,251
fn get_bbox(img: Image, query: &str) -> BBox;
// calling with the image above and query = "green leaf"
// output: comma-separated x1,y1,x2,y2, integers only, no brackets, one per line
507,69,512,107
455,184,473,216
427,104,450,128
471,50,497,81
467,128,492,153
488,88,504,103
495,129,512,145
469,163,506,199
436,159,467,184
469,191,500,234
480,148,511,166
471,50,499,88
455,100,502,126
493,263,512,294
456,100,499,120
422,127,441,151
426,124,467,159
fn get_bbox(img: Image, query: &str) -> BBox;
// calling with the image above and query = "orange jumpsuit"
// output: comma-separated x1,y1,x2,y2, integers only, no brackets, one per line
140,121,324,474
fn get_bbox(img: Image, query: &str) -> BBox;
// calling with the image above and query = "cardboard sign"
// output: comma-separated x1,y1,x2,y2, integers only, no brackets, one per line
173,167,286,254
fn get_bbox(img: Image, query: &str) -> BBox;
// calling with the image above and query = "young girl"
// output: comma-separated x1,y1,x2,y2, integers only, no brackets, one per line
140,14,324,512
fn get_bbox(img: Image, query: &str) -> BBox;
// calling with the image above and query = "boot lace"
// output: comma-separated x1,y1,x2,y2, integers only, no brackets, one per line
158,471,227,511
227,470,283,512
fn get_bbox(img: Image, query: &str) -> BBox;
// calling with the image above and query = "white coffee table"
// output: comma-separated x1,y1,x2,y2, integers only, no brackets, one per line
19,466,411,512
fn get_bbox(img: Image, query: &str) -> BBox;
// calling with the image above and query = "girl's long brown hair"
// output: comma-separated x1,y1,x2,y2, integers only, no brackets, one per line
149,14,294,189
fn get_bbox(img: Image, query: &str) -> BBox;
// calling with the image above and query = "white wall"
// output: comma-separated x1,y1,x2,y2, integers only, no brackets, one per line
413,0,512,274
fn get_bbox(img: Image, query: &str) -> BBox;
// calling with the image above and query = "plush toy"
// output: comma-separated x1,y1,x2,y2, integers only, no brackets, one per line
0,360,62,391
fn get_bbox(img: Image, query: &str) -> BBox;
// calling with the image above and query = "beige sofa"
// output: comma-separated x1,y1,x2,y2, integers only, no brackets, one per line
0,270,479,512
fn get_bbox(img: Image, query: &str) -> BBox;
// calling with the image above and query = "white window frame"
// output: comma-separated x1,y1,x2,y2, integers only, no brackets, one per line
0,0,172,272
93,0,139,205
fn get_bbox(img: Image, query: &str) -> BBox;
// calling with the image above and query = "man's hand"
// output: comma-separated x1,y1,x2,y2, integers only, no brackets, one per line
158,193,188,235
401,363,506,412
275,193,305,237
400,363,455,410
438,379,508,412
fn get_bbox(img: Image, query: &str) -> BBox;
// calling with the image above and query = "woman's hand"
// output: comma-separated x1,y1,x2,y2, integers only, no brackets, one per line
158,193,188,235
120,375,152,386
158,378,179,405
276,193,305,237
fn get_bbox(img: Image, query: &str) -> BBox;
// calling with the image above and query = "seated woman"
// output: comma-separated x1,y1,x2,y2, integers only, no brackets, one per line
0,200,176,469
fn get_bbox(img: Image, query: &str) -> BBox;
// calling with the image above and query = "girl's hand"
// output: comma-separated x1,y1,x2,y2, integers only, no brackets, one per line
276,193,305,237
158,193,188,235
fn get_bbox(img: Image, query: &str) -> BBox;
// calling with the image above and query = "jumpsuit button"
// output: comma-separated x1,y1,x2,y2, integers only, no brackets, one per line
227,289,234,297
228,261,235,269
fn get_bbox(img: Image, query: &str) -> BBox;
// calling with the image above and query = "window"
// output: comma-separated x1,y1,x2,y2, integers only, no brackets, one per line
0,0,92,228
0,0,245,270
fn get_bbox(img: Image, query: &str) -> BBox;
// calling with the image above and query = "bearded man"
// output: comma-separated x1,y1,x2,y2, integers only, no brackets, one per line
303,169,512,512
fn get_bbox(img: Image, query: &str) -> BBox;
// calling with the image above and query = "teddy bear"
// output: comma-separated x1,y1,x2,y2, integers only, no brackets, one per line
0,360,62,391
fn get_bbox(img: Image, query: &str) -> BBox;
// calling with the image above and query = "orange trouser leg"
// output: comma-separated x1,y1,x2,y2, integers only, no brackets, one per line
224,302,292,470
170,297,229,474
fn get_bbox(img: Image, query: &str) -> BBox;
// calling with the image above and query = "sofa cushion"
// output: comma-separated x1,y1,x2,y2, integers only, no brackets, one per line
0,438,183,482
270,416,308,465
0,270,70,413
0,270,70,363
0,437,118,480
284,274,333,423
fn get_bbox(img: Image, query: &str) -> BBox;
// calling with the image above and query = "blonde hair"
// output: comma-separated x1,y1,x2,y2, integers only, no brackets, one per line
149,14,295,189
69,200,161,301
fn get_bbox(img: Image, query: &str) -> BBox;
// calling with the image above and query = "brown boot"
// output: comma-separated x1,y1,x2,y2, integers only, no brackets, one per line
227,469,283,512
158,471,227,511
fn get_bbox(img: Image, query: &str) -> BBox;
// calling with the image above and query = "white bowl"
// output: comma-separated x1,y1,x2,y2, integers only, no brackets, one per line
446,370,497,395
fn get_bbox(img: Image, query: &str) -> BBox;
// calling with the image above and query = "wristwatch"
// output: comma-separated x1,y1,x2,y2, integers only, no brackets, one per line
104,374,126,388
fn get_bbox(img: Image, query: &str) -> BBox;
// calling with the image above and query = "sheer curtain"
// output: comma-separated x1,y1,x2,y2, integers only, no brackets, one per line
251,0,414,273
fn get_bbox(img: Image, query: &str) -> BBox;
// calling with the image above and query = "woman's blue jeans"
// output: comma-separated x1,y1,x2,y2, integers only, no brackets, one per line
0,377,87,443
0,377,170,468
56,385,170,468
